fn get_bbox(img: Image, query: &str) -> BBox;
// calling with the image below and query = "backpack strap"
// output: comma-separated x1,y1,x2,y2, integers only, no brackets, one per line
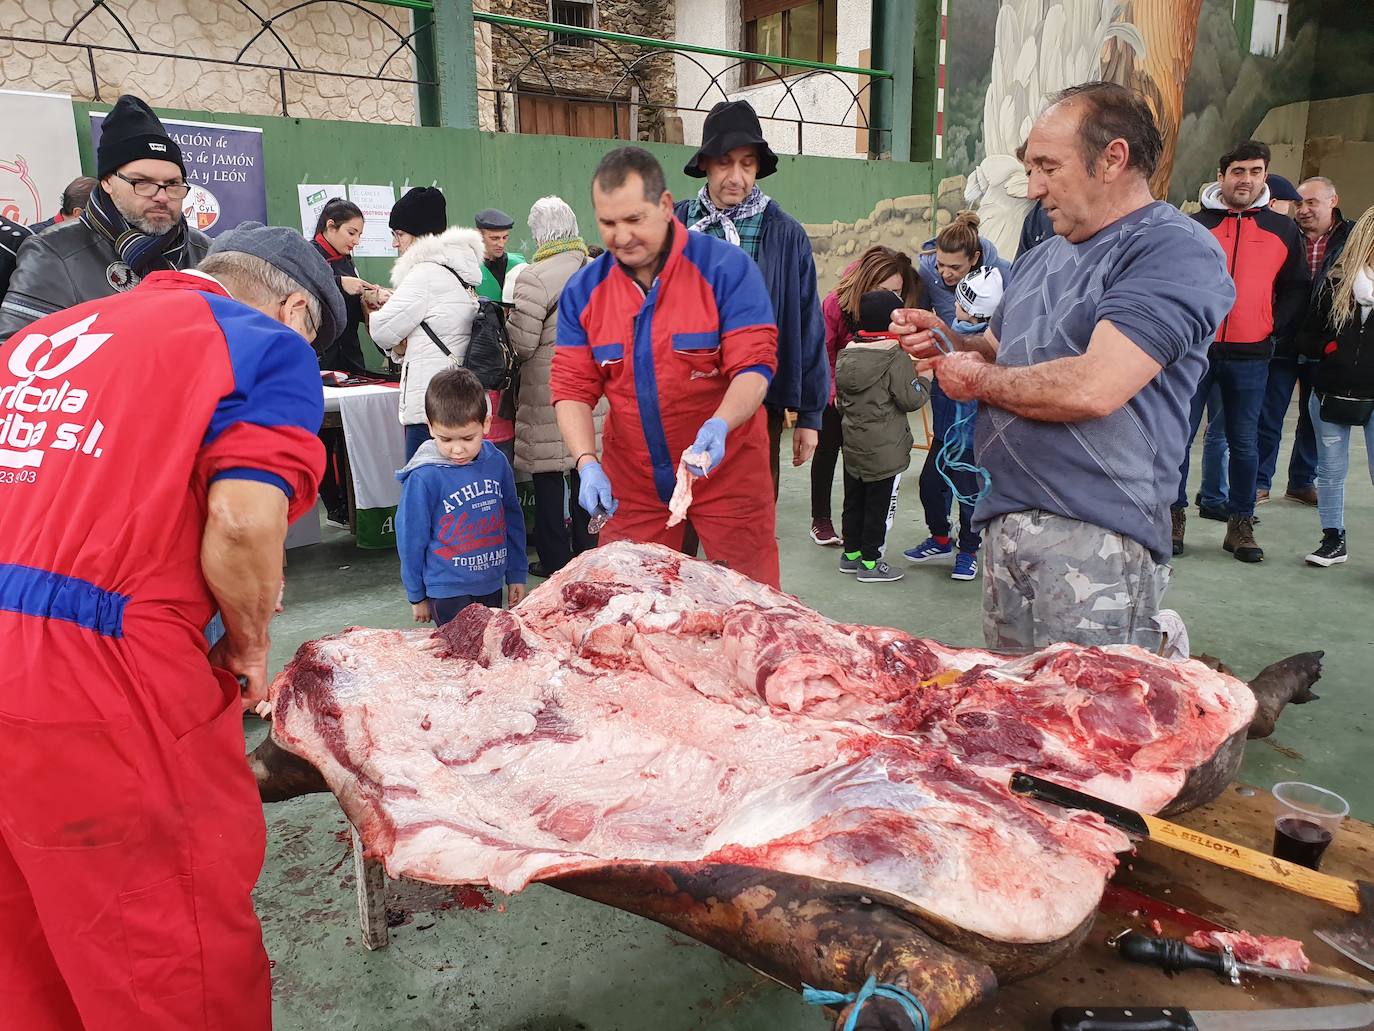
419,264,476,361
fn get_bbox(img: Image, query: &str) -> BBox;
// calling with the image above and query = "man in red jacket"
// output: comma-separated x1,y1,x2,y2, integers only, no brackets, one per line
1173,140,1309,562
551,147,781,587
0,223,338,1029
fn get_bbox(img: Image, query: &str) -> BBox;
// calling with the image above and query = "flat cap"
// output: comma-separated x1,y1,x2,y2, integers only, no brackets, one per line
1266,173,1302,203
475,207,514,231
207,221,346,348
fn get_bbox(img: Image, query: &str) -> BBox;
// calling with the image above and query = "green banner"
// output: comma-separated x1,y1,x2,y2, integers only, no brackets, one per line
355,506,398,550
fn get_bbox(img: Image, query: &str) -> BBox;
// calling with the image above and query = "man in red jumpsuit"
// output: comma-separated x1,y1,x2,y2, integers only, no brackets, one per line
552,147,781,587
0,222,341,1029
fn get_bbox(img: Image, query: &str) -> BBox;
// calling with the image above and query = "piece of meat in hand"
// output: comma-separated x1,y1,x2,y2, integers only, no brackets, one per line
667,449,712,527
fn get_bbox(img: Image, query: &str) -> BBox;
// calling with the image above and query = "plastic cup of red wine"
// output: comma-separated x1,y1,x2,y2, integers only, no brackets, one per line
1271,781,1348,870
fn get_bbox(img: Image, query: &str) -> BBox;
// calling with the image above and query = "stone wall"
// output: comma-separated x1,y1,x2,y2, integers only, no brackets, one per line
484,0,678,140
806,176,965,292
0,0,418,125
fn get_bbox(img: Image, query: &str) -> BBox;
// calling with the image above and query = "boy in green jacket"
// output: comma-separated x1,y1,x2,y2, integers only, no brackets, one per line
836,290,930,583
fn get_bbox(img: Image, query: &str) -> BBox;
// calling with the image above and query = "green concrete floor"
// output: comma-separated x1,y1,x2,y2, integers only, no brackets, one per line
254,420,1372,1030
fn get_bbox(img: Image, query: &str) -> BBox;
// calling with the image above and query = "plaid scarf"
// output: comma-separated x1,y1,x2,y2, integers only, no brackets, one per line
687,185,770,255
83,184,188,275
532,236,589,264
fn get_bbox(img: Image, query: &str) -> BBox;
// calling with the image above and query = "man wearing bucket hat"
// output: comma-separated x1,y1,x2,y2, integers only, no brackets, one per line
0,221,339,1029
0,94,212,344
675,100,829,495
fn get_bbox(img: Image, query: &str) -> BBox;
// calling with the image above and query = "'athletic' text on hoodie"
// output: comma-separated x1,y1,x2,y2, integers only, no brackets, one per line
396,440,528,603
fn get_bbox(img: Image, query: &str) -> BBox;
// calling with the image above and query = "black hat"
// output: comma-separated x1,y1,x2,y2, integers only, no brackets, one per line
684,100,779,180
208,221,347,348
474,208,514,231
389,187,447,237
97,95,185,179
858,290,903,335
1266,173,1302,203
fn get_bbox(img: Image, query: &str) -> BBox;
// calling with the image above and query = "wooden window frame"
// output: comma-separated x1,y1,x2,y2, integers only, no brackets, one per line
740,1,835,87
549,0,597,51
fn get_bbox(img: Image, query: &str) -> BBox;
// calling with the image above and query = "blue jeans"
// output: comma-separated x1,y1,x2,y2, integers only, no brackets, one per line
431,589,504,627
404,422,431,461
1257,357,1317,492
1309,391,1374,531
1199,383,1229,510
1177,356,1268,517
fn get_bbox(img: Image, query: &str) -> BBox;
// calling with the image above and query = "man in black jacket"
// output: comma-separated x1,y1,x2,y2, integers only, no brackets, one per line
0,95,210,344
1254,176,1354,509
673,100,828,496
1173,141,1309,562
0,214,30,302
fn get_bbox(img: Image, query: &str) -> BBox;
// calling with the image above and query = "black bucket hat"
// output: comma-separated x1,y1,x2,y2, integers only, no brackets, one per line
683,100,779,180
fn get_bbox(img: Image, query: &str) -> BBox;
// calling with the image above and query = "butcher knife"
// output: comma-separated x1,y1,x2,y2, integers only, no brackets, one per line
1008,773,1363,913
1050,1002,1374,1030
1110,931,1374,996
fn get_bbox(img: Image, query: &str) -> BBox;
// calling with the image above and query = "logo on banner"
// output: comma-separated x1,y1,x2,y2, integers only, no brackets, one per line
182,184,221,232
1,313,110,472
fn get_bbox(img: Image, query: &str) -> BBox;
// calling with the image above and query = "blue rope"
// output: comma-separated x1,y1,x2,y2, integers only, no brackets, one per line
803,976,930,1031
926,326,991,508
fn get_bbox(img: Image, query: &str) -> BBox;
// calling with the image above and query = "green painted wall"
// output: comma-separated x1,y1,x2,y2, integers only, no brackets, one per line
72,102,934,287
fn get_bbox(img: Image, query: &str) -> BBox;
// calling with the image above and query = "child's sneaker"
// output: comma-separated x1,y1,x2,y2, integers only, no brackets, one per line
951,551,979,581
904,537,952,563
809,518,841,546
839,552,863,574
857,560,904,583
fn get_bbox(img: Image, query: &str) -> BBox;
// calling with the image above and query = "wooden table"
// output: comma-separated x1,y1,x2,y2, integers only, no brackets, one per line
948,782,1374,1029
346,782,1373,1024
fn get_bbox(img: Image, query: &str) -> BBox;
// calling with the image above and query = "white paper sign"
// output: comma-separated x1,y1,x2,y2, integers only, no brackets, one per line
298,183,347,239
0,89,82,225
347,184,397,257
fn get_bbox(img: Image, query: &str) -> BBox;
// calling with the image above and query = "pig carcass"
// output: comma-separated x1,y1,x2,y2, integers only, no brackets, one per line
266,543,1259,1025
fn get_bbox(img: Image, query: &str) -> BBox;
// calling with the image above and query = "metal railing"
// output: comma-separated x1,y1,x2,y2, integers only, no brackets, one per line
475,12,892,155
4,0,436,118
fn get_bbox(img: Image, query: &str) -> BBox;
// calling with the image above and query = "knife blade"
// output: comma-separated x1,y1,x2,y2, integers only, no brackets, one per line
1051,1001,1374,1030
1114,931,1374,996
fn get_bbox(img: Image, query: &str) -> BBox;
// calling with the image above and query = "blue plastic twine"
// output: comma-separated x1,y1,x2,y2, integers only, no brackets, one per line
802,976,930,1031
926,325,992,508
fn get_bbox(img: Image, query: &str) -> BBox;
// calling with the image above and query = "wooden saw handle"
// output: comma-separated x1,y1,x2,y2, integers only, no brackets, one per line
1141,814,1361,913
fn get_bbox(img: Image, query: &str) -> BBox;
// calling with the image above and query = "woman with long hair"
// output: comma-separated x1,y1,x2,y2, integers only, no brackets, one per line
1301,205,1374,567
311,197,379,373
810,246,923,547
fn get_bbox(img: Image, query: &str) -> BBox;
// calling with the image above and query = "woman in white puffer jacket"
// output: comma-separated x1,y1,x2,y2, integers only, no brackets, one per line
369,186,487,460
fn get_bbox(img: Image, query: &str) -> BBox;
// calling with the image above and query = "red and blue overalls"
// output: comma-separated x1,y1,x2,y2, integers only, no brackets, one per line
551,221,781,586
0,271,324,1029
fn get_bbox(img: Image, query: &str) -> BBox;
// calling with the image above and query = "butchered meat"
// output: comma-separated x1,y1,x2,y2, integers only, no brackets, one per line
270,542,1256,947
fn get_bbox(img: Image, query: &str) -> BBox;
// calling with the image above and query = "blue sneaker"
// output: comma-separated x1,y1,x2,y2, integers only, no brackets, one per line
904,537,952,563
951,551,979,581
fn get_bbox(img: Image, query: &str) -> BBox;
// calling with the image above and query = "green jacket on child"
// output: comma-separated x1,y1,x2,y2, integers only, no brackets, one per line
835,338,930,482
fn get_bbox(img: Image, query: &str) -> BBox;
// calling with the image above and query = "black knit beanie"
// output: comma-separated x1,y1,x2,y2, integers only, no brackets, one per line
389,187,447,237
858,290,904,335
97,95,185,179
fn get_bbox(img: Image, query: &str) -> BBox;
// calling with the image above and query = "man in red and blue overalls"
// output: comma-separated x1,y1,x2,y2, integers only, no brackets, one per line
0,222,340,1029
552,147,781,587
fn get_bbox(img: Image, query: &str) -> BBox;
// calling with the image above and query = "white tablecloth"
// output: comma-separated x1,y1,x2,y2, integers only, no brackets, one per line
323,384,405,510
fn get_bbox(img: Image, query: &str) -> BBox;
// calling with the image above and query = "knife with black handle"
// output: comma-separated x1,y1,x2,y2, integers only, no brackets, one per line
1114,931,1374,995
1052,1002,1374,1030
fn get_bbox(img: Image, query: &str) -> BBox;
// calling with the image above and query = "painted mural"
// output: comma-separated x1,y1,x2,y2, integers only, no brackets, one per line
942,0,1374,256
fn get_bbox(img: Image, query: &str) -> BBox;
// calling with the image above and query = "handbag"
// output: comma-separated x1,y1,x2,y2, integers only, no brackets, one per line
1317,391,1374,427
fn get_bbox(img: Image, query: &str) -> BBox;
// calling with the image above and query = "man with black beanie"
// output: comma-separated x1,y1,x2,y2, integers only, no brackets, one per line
0,94,211,344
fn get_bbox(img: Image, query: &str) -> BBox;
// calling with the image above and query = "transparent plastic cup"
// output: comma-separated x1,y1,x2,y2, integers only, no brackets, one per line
1271,781,1348,870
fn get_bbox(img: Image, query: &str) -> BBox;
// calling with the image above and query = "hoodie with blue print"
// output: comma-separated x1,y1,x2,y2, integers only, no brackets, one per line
395,439,527,604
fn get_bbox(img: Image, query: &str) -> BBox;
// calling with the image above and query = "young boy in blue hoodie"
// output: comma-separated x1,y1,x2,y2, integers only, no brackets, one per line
396,367,528,626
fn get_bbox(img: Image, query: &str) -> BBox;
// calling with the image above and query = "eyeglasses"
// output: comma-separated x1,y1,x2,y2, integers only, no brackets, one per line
113,172,190,200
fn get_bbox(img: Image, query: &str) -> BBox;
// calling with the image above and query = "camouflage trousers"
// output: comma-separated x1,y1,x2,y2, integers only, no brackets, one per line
982,509,1170,654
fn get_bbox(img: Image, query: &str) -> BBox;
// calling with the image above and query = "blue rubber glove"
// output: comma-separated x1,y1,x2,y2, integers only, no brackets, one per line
576,460,618,517
688,417,728,476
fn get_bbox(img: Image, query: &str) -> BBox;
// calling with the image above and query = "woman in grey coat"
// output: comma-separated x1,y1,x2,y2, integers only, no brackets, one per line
507,196,607,577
